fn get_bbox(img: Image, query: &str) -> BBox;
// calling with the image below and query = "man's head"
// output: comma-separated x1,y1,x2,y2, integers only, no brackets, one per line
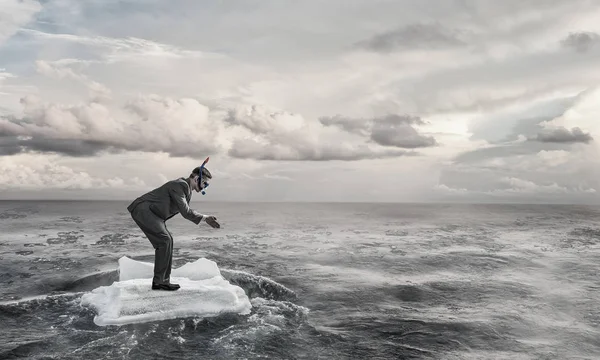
189,163,212,193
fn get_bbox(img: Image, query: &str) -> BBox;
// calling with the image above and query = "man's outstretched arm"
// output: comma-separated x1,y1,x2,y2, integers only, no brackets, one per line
168,184,205,224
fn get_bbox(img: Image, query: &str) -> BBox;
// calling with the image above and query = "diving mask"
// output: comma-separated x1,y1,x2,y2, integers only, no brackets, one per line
197,157,211,195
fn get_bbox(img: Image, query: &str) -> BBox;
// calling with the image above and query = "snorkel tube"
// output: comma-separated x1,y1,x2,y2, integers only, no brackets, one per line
198,157,210,195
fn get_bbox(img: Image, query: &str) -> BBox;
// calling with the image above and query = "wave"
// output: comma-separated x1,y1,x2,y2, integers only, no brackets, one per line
35,258,297,304
0,262,311,359
52,270,119,293
221,269,297,302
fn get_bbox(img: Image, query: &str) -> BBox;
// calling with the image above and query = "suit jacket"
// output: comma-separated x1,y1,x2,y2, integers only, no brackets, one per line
127,177,204,224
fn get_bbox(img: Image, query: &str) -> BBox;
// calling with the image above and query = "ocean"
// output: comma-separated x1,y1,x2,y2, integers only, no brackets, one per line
1,200,599,359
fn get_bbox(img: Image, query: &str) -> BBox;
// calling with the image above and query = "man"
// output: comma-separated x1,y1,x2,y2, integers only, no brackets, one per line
127,158,220,291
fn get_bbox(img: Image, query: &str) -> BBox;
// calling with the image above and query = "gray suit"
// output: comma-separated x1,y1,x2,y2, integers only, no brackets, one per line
127,177,204,284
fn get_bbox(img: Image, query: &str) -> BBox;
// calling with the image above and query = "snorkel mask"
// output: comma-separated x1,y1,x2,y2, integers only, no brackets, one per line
197,157,211,195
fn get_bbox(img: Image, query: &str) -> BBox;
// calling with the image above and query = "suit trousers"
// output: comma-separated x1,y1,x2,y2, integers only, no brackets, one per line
129,202,174,284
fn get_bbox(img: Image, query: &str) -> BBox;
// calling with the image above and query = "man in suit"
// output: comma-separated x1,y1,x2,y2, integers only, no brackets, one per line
127,158,220,291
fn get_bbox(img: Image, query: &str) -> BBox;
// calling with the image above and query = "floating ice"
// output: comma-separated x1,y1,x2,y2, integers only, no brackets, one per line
116,256,222,282
80,256,252,326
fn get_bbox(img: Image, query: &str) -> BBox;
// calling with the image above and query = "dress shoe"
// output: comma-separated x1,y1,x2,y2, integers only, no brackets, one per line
151,282,180,291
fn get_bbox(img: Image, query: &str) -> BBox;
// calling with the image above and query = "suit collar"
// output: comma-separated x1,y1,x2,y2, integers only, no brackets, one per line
179,177,192,198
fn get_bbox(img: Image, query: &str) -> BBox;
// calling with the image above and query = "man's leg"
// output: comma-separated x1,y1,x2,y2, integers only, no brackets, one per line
164,227,174,283
130,205,178,289
131,217,170,283
152,231,178,290
150,230,171,285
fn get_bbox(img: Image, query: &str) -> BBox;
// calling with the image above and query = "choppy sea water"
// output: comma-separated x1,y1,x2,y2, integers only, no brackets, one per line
1,201,600,359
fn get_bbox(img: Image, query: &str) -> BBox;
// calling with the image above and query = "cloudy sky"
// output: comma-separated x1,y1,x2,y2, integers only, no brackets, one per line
1,0,600,203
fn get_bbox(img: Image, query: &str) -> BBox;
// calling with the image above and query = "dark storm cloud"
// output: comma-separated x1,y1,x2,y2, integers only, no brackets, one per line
0,134,122,157
560,32,600,53
0,136,23,155
319,114,437,149
0,131,215,158
535,126,593,144
354,23,468,53
19,138,121,157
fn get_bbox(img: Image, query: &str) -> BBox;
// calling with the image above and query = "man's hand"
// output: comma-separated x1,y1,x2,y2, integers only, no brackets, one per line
203,215,220,229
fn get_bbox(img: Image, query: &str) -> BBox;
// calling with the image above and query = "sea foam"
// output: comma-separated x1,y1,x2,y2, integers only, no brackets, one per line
80,256,252,326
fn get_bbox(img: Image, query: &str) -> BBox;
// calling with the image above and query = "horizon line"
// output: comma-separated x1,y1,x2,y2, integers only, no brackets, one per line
0,199,599,206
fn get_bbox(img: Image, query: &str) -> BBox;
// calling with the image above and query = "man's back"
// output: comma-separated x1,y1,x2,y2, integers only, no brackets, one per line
127,178,203,224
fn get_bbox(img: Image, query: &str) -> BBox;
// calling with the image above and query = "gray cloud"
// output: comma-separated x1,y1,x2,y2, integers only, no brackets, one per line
0,95,219,158
561,31,600,53
0,0,41,44
451,142,556,165
535,126,593,144
371,124,437,148
318,115,370,136
319,114,437,149
437,143,600,204
377,26,600,115
468,94,578,144
222,107,284,135
319,114,424,134
0,135,118,157
228,138,415,161
224,106,420,161
354,23,468,53
0,136,23,156
25,138,116,156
